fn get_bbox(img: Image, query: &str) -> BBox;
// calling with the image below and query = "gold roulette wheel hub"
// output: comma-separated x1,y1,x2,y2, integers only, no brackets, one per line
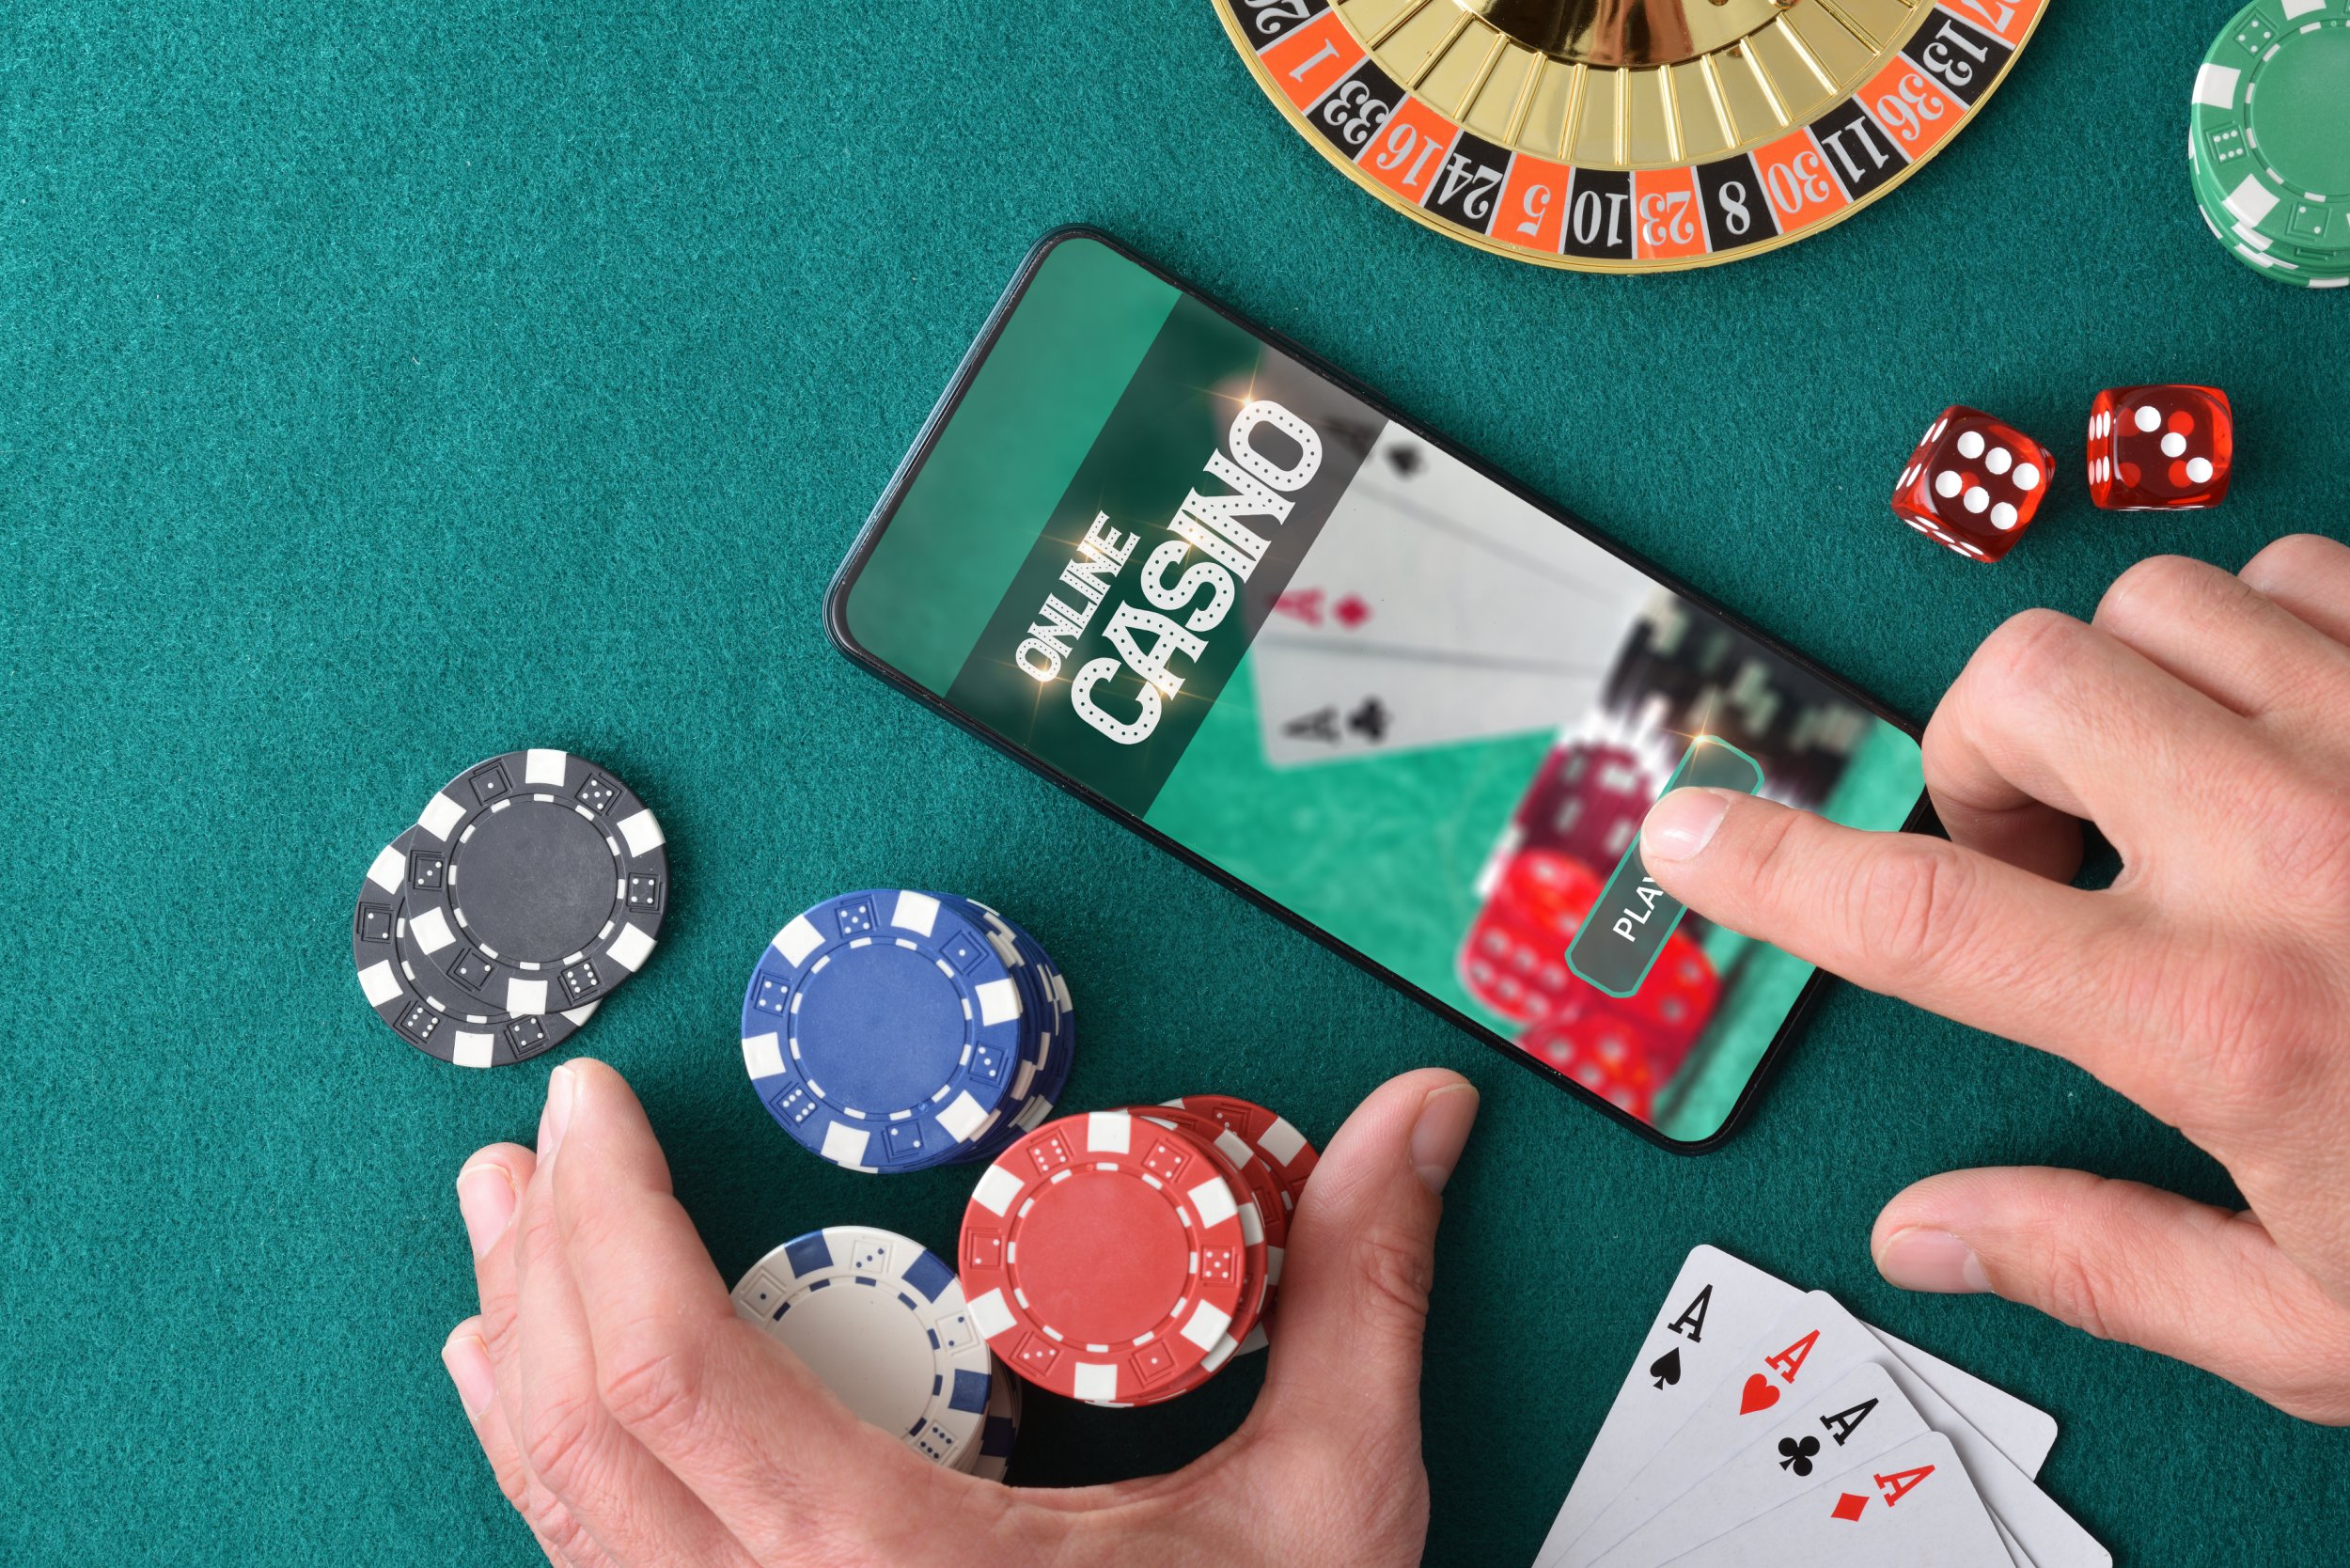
1209,0,2052,271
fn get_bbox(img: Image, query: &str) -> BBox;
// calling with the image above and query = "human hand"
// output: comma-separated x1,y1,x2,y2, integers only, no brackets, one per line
1639,534,2350,1423
441,1059,1481,1566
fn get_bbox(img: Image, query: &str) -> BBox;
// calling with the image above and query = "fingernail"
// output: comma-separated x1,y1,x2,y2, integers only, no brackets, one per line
539,1063,577,1168
1642,788,1734,863
455,1163,518,1260
1411,1083,1480,1196
442,1332,496,1419
1876,1228,1992,1294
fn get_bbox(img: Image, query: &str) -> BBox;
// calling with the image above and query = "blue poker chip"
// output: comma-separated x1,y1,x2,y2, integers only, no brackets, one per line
741,891,1027,1173
951,900,1075,1165
964,1359,1022,1482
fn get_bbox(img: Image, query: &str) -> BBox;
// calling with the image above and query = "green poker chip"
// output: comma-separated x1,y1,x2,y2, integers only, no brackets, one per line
2193,138,2350,280
2190,0,2350,259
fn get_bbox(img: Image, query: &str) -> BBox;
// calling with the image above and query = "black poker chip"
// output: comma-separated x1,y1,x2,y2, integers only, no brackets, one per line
351,832,600,1068
401,749,668,1016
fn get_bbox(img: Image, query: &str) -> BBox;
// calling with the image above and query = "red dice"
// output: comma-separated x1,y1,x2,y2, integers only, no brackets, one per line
1459,850,1602,1027
2087,384,2232,511
1890,406,2054,563
1607,930,1721,1043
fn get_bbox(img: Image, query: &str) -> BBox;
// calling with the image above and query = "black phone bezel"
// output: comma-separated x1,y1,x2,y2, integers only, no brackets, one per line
823,225,1933,1154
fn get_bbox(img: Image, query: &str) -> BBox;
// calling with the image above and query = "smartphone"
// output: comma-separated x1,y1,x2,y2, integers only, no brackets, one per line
825,227,1927,1151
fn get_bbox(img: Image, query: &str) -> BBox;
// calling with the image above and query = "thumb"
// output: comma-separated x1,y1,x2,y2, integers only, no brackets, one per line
1258,1070,1480,1437
1872,1167,2350,1425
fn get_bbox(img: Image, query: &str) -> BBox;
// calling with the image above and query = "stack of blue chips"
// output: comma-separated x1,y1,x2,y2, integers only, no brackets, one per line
739,889,1075,1173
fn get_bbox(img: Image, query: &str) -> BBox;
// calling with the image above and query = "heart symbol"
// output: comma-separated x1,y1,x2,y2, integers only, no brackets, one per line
1739,1373,1779,1415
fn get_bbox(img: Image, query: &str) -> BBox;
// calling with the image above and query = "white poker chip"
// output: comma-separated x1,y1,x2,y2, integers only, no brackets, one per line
731,1226,994,1469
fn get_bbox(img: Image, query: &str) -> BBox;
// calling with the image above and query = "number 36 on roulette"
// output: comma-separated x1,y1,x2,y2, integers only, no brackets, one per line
1211,0,2045,271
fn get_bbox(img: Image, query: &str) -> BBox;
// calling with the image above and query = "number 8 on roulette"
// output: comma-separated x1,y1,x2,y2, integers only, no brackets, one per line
1211,0,2049,272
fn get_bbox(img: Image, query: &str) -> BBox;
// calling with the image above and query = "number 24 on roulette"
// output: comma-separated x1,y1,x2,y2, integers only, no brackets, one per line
1212,0,2044,271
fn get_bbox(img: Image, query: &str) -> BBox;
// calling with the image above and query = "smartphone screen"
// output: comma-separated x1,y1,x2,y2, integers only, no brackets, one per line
829,230,1926,1148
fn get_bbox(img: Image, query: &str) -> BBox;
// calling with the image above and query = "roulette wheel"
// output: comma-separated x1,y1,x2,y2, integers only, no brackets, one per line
1210,0,2050,271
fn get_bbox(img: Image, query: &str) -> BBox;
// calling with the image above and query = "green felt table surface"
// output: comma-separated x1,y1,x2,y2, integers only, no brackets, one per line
4,0,2345,1561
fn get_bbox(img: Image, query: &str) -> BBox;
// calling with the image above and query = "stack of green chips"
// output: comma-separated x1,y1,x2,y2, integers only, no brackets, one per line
2188,0,2350,290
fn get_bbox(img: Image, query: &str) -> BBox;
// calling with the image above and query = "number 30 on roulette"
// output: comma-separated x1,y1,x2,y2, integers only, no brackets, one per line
1210,0,2048,271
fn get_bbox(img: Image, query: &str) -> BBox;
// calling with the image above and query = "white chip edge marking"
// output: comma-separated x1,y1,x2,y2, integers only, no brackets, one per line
453,1030,497,1069
1073,1362,1120,1402
1181,1302,1233,1352
2227,173,2281,226
892,890,942,937
774,915,824,968
2283,0,2323,17
408,905,458,956
1189,1177,1239,1230
358,959,404,1007
938,1090,989,1144
969,1288,1017,1339
1088,1110,1135,1153
2193,62,2241,109
608,922,655,972
523,749,569,787
417,792,464,843
972,1164,1024,1217
617,808,665,855
365,842,406,895
1256,1115,1308,1167
742,1031,785,1078
820,1121,873,1168
975,977,1021,1028
508,977,551,1014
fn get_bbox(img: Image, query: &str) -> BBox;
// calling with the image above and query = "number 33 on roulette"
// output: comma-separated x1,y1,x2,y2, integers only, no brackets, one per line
1211,0,2046,271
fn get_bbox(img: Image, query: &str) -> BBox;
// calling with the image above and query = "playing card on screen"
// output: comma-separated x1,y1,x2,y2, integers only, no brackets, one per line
1263,426,1652,667
1663,1432,2011,1568
1247,636,1605,767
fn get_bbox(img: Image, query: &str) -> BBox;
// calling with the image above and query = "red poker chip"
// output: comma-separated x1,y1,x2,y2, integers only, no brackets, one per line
960,1110,1250,1403
1165,1094,1320,1219
1125,1103,1274,1355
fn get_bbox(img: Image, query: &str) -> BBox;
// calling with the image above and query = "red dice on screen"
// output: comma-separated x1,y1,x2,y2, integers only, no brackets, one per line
1606,929,1721,1046
1459,850,1602,1027
1889,405,2054,563
2087,384,2233,511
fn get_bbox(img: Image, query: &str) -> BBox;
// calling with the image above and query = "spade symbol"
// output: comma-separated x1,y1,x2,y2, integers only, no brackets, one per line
1648,1348,1681,1389
1777,1435,1821,1477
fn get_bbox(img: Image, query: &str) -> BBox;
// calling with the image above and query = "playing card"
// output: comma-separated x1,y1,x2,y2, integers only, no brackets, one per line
1870,1329,2059,1479
1663,1432,2012,1568
1581,1295,2108,1568
1537,1248,2060,1568
1247,636,1605,766
1588,1362,1932,1568
1261,425,1652,666
1562,1292,1885,1568
1530,1247,1801,1567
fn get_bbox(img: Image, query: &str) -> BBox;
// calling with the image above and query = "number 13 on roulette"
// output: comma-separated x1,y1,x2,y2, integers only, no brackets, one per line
1212,0,2048,271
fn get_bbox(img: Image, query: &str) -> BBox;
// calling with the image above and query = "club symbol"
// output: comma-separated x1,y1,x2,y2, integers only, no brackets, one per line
1777,1435,1821,1477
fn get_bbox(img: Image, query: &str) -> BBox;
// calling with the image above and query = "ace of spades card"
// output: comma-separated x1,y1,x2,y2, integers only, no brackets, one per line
1247,426,1652,768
